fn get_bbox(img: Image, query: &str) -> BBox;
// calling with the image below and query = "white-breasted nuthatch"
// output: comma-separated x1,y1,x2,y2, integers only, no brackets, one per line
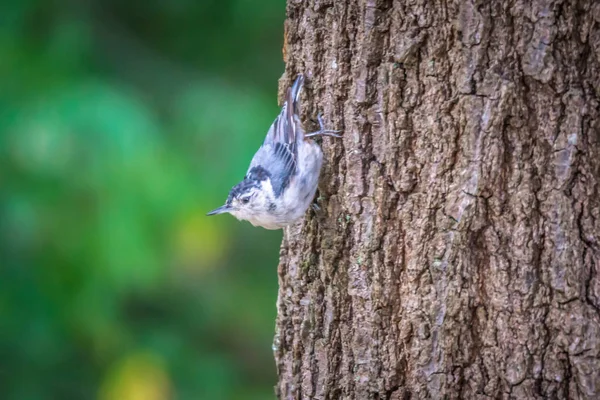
207,74,340,229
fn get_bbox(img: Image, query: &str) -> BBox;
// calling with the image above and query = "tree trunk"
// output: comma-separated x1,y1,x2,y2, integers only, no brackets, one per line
274,1,600,399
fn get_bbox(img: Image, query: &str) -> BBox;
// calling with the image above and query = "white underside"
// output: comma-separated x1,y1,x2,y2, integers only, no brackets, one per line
247,141,323,230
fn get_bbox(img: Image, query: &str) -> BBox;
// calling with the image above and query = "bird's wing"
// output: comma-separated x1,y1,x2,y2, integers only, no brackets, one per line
248,75,304,197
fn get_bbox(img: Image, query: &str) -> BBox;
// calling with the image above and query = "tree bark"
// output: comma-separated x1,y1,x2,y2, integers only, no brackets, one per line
274,1,600,399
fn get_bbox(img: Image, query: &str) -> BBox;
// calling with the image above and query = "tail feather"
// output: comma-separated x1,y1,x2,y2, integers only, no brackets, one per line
288,74,305,115
266,74,304,146
283,74,304,143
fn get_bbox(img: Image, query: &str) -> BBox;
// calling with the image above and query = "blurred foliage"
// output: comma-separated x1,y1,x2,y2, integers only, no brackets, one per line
0,0,285,398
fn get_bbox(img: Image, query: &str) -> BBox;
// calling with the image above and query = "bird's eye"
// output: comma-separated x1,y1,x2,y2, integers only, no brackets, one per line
240,196,250,204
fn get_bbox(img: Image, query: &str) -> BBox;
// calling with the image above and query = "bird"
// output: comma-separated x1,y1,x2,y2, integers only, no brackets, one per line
207,74,341,229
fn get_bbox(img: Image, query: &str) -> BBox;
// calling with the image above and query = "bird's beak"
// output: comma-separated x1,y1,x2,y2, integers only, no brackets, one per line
206,205,232,216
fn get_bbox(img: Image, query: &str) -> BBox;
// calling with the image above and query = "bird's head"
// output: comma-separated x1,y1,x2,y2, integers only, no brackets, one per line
207,179,274,223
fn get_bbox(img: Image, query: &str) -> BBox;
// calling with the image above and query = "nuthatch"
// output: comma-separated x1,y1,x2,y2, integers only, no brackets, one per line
207,74,340,229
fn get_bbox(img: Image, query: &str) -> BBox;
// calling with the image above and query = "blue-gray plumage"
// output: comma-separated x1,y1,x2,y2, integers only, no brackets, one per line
207,74,340,229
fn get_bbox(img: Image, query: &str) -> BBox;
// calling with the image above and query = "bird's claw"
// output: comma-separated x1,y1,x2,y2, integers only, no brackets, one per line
306,113,342,138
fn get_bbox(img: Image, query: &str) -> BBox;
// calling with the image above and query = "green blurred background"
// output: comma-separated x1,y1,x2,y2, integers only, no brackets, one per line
0,1,285,399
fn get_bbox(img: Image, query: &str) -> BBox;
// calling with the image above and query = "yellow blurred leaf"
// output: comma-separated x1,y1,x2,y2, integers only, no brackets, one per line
99,352,171,400
172,208,228,272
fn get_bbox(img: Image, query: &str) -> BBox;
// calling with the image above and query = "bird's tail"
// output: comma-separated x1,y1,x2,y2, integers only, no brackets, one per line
288,74,305,117
264,74,305,146
283,74,304,144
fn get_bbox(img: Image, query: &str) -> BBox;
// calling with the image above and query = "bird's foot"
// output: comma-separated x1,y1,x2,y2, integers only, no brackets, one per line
305,113,342,138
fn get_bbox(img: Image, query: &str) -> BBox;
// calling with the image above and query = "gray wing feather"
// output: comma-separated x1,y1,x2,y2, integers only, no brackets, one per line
248,75,305,196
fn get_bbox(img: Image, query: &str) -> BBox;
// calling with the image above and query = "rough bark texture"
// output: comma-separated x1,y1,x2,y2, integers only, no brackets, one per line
274,1,600,399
